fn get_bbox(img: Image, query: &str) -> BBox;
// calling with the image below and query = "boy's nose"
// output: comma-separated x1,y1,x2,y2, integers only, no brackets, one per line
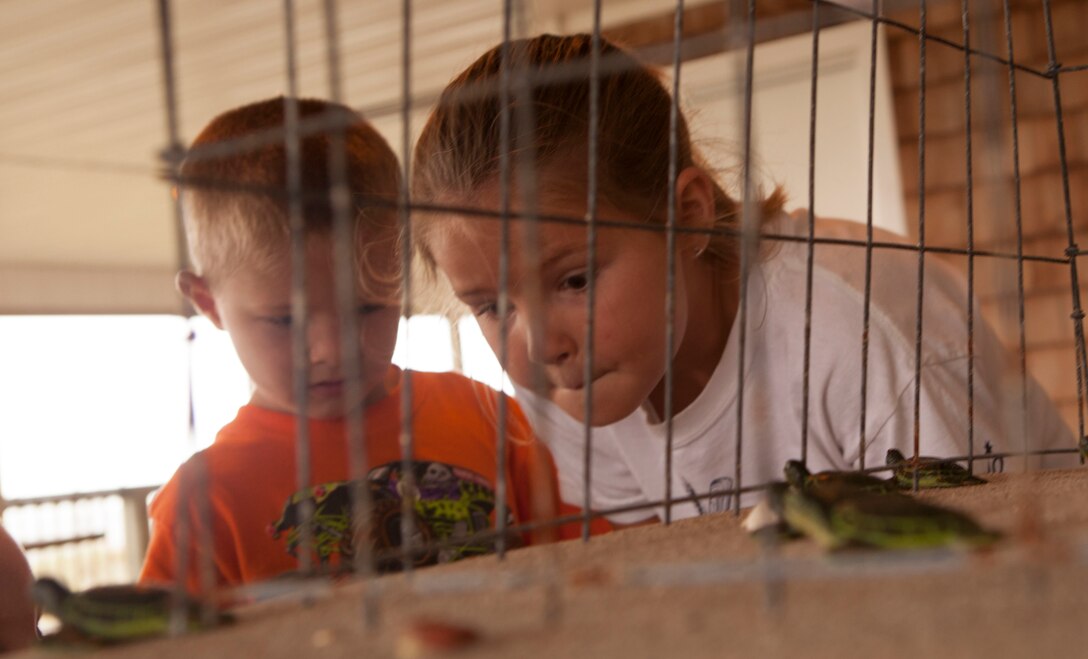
307,317,341,366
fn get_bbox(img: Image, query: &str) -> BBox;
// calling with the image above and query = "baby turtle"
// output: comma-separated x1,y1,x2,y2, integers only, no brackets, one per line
783,459,900,499
886,449,987,489
33,577,228,644
768,483,1000,551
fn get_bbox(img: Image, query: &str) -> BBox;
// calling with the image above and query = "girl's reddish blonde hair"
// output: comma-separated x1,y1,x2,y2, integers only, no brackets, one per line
411,33,784,266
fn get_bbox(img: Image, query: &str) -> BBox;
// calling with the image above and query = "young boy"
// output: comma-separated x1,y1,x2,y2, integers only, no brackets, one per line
139,97,563,593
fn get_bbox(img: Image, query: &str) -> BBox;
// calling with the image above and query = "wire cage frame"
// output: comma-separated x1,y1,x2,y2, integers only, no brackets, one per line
15,0,1088,655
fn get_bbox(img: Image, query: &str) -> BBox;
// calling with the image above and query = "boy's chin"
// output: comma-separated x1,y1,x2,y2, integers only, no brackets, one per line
307,392,377,419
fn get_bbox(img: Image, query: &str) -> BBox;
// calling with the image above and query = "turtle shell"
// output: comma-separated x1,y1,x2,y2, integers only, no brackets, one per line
829,494,999,549
807,470,900,495
891,458,986,489
57,586,204,642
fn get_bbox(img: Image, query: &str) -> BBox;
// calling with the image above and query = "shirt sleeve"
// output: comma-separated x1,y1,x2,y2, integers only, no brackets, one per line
138,454,234,596
138,477,180,586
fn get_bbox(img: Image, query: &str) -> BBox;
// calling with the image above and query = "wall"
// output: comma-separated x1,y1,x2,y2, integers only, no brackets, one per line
887,0,1088,431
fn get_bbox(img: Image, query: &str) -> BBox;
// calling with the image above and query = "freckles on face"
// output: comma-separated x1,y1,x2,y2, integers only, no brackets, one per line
426,207,688,426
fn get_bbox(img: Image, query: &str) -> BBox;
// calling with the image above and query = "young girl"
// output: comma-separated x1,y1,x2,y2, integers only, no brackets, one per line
411,33,1075,524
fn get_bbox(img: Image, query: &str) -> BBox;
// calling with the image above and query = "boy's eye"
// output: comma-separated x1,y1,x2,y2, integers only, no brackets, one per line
357,304,387,316
264,315,292,327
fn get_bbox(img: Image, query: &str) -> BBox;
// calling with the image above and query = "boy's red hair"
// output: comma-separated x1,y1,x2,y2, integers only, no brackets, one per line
179,97,400,285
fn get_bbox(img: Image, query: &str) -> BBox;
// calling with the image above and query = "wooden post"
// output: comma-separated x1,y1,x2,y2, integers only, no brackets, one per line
121,487,156,580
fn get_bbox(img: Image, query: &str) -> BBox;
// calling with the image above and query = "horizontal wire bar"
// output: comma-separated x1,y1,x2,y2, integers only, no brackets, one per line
359,444,1082,564
171,174,1074,266
413,201,1072,265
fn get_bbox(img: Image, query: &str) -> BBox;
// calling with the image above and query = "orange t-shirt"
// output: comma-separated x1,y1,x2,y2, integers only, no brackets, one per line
140,370,597,593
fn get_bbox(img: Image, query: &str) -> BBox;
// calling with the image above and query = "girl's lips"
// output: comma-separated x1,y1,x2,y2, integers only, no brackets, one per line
556,371,608,391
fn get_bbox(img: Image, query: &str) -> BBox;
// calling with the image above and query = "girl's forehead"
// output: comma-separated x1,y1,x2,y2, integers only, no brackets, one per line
433,212,590,255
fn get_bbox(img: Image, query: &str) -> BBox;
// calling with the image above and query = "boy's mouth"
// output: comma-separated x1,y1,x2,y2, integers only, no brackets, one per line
309,379,344,397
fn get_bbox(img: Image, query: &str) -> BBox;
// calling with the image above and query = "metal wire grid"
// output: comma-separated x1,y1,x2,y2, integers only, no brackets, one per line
146,0,1087,629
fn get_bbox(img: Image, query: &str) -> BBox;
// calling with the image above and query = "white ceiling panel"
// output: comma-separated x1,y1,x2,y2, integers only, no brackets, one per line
0,0,706,313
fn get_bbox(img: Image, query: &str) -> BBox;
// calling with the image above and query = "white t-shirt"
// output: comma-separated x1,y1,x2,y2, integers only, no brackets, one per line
514,213,1076,524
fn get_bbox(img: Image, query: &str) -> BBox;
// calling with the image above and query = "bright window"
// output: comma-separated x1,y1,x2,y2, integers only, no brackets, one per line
0,314,504,500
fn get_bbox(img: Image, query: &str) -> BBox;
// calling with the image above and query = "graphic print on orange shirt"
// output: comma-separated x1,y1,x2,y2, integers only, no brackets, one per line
267,460,521,572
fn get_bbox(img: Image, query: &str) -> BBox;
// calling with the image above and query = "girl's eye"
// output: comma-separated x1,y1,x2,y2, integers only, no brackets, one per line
561,272,590,292
264,315,292,327
474,302,499,319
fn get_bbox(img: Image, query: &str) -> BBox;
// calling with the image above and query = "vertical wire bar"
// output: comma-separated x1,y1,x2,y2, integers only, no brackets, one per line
1000,0,1030,466
398,0,417,572
662,0,684,526
282,0,313,582
183,326,215,619
494,0,512,558
283,0,314,576
1041,0,1088,448
507,5,550,546
583,0,602,540
800,0,820,468
911,0,928,492
859,0,880,471
731,0,758,516
961,0,977,474
320,0,377,605
153,0,214,631
498,8,559,619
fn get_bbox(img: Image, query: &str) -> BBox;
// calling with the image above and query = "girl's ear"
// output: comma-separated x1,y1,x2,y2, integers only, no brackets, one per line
176,271,224,329
675,166,715,256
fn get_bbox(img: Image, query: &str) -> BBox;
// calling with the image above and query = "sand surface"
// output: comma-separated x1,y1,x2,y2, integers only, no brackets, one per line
18,468,1088,658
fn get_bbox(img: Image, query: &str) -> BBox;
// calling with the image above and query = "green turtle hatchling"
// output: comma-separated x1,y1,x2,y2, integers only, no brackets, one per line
33,577,228,644
886,448,987,489
767,481,1001,551
783,459,901,500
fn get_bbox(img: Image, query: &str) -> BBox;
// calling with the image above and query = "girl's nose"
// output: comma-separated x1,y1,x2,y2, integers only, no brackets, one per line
523,308,575,366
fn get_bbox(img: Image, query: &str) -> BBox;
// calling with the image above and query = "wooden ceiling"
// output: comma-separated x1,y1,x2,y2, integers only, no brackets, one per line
0,0,872,314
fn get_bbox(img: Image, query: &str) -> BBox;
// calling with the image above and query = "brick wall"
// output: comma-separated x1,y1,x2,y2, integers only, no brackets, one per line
887,0,1088,431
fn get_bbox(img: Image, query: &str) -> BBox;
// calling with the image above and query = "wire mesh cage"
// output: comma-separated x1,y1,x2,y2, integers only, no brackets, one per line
4,0,1088,655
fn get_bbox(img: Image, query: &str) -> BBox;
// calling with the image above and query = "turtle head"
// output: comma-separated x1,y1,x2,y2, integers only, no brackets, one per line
764,481,790,516
32,577,70,616
886,449,906,466
783,460,809,488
